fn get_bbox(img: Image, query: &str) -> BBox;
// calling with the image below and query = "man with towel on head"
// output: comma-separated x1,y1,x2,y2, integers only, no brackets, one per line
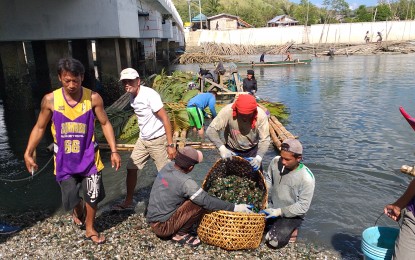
146,146,253,247
206,94,270,171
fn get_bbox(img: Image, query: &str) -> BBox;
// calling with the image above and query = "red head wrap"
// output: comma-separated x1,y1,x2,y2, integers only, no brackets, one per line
231,94,258,128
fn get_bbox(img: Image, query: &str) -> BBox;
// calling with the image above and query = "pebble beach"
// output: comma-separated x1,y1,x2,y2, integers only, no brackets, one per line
0,209,343,259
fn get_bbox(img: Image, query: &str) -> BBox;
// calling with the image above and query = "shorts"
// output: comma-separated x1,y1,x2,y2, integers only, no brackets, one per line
186,107,204,130
265,216,303,249
59,171,105,211
394,209,415,260
126,134,169,171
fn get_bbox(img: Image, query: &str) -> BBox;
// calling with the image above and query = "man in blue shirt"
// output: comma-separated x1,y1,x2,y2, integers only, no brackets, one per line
186,91,217,138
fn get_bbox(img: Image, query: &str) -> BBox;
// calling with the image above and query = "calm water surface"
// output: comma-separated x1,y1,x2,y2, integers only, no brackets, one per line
2,54,415,259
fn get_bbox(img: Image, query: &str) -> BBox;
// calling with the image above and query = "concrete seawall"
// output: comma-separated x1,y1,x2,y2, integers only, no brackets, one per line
186,20,415,47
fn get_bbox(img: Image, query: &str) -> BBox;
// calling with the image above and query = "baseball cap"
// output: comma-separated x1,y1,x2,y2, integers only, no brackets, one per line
175,147,203,169
119,68,140,81
281,138,303,155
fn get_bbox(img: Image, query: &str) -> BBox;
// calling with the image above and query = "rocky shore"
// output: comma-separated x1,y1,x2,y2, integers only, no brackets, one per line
0,209,342,259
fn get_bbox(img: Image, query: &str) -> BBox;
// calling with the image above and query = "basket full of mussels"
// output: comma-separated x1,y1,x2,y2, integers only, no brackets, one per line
197,156,267,250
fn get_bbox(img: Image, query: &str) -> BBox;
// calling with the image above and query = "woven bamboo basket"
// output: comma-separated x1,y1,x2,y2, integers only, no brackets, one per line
197,156,267,250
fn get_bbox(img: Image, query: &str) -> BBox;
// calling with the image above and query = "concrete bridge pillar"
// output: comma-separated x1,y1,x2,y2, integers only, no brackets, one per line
95,38,121,80
140,38,157,75
45,40,70,89
71,39,95,91
118,38,132,70
31,41,52,106
159,39,169,61
0,42,32,110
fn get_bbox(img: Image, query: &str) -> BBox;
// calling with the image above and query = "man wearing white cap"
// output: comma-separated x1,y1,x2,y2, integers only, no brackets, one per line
262,138,315,248
112,68,176,211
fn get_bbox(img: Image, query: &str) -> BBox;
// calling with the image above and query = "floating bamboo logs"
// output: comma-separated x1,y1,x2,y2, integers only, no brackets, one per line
268,115,296,150
99,141,217,151
400,165,415,177
179,129,187,149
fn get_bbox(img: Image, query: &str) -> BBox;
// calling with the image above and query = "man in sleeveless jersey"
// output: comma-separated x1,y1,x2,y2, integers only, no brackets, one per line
24,58,121,244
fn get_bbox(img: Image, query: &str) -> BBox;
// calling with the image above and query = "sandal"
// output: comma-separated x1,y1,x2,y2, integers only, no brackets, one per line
85,233,106,245
172,234,201,247
110,203,135,212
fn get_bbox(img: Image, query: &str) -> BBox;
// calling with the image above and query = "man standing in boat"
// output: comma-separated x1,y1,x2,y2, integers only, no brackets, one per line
260,53,265,63
206,94,270,171
262,138,315,249
242,70,257,95
24,58,121,244
284,51,293,61
112,68,176,211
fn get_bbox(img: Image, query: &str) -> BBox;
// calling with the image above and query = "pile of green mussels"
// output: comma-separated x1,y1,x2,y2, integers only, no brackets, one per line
205,157,266,213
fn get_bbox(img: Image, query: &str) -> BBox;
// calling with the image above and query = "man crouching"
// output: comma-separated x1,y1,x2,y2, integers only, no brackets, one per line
146,146,252,247
262,139,315,248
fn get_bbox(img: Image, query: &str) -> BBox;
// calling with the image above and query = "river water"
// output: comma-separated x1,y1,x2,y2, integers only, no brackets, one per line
1,53,415,259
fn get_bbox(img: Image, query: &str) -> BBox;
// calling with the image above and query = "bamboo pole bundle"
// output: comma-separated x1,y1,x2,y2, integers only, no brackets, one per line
99,142,216,151
270,116,295,139
179,129,187,148
267,42,294,55
178,53,232,64
268,122,282,149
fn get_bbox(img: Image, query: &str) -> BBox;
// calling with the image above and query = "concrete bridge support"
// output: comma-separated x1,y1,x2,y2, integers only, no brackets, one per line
71,39,95,91
0,42,32,110
141,38,157,75
44,41,70,89
95,38,134,80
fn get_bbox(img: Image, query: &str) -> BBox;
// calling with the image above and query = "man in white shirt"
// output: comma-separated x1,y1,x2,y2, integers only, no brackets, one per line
112,68,176,211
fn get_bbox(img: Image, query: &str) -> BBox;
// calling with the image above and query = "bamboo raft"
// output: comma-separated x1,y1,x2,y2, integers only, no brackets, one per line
99,114,295,152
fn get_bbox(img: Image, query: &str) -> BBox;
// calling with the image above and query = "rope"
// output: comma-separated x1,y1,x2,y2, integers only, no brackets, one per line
0,156,54,182
374,211,402,229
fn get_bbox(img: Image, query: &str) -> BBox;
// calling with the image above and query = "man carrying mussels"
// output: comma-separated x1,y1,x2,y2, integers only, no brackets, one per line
262,138,315,249
206,94,270,171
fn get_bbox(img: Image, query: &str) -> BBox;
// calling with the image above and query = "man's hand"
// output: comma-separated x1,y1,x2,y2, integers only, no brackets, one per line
260,208,282,219
219,145,235,159
245,155,262,171
234,204,253,213
384,204,401,222
111,152,121,170
167,146,177,160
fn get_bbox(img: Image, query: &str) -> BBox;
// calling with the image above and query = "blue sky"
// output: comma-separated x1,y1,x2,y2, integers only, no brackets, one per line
291,0,379,10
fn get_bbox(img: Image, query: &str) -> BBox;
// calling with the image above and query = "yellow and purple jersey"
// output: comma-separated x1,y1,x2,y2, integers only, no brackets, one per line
51,87,104,181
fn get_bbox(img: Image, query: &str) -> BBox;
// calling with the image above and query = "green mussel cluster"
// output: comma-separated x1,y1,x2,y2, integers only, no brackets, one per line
204,157,266,213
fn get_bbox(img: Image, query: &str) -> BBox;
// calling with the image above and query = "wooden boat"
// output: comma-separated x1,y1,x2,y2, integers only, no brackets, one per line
235,59,312,67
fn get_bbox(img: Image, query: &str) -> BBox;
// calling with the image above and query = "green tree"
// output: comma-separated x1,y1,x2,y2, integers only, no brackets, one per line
394,0,415,20
203,0,224,17
375,4,393,21
355,5,373,22
293,0,321,25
